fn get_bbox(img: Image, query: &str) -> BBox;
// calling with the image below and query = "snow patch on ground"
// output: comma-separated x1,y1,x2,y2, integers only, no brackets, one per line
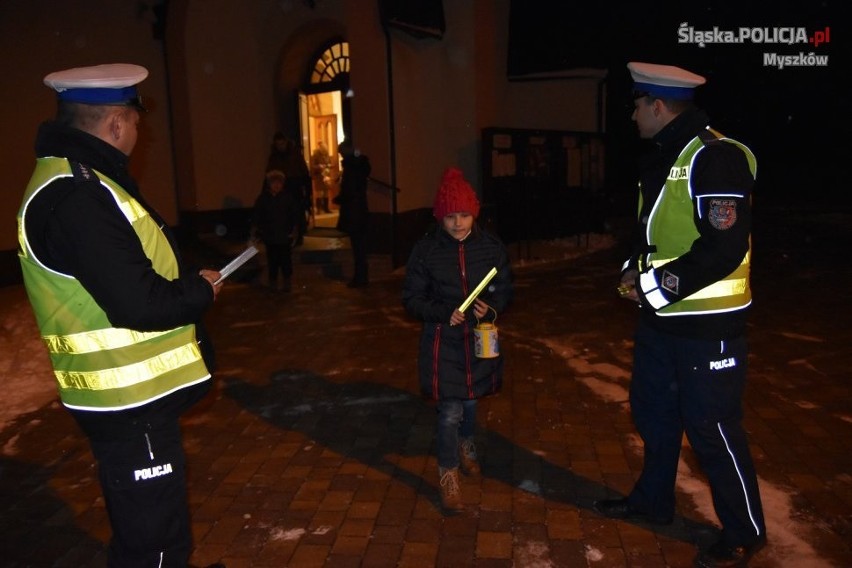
544,335,836,567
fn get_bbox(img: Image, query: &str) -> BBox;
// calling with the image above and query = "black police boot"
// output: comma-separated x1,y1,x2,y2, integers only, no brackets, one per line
693,537,766,568
593,497,673,525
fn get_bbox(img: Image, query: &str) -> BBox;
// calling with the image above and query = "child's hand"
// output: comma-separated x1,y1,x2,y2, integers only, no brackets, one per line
472,299,491,319
449,309,465,326
450,300,492,325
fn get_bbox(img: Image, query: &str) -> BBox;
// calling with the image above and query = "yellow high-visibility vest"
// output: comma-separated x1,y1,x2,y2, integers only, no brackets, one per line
17,157,210,411
638,128,757,316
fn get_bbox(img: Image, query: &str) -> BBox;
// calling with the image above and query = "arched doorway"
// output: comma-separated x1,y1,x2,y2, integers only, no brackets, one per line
299,39,350,225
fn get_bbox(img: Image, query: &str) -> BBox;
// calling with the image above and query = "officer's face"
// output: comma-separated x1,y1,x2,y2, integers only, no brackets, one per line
631,96,661,139
114,107,140,156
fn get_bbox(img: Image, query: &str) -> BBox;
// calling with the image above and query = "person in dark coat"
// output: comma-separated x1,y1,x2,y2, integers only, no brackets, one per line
252,169,301,292
594,62,766,568
333,141,371,287
265,131,289,172
266,133,312,245
310,141,332,213
402,167,513,513
17,63,224,567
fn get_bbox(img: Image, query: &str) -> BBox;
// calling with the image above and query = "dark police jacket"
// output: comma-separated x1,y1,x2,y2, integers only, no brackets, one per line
626,108,755,339
24,121,215,437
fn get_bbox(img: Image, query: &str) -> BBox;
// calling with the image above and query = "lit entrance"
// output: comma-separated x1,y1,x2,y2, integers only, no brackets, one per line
298,40,350,228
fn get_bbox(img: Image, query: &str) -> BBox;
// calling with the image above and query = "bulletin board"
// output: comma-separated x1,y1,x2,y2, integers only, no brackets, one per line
481,127,606,245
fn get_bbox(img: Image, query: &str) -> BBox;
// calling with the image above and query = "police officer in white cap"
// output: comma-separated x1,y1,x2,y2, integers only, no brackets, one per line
17,64,224,567
593,62,766,568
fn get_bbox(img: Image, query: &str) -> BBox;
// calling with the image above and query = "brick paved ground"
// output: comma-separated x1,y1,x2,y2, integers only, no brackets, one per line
1,211,850,567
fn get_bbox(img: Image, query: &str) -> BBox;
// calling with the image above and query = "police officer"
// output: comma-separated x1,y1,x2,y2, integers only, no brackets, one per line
17,64,224,567
594,62,766,568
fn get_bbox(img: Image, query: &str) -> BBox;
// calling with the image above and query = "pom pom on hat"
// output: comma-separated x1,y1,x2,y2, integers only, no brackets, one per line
433,167,480,220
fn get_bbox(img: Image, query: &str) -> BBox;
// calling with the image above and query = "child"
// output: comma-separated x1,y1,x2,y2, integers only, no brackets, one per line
252,169,301,292
402,167,513,513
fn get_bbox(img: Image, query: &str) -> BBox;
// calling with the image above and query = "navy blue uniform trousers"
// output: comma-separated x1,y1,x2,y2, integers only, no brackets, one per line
86,419,192,567
627,320,765,547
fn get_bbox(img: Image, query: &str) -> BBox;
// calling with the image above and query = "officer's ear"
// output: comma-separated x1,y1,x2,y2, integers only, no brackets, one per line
107,108,125,142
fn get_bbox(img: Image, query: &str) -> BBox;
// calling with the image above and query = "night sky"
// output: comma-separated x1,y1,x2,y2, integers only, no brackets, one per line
507,1,845,212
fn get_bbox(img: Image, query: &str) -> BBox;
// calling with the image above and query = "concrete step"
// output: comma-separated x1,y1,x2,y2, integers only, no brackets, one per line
298,227,349,270
301,228,349,250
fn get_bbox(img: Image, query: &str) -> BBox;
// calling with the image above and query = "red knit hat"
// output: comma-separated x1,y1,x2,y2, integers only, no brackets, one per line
433,167,480,219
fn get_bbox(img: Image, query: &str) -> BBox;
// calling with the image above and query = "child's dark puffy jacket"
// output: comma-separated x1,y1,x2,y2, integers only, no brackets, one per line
402,224,513,400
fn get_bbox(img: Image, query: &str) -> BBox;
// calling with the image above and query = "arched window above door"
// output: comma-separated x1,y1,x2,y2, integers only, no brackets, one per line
311,41,350,84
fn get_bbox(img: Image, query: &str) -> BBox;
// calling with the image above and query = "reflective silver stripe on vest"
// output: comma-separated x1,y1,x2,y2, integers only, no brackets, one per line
55,342,203,390
43,327,180,354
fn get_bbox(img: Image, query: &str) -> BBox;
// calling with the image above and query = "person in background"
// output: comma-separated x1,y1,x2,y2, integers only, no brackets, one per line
252,169,301,292
310,141,332,214
265,131,290,172
333,140,371,288
402,167,513,514
267,132,311,245
593,61,766,568
17,63,224,568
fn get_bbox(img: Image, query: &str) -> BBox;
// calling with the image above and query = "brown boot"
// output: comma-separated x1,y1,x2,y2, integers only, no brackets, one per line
459,438,481,476
438,467,464,513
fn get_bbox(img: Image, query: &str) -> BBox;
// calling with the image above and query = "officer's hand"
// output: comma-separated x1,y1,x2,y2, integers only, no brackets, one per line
619,269,639,302
199,269,224,300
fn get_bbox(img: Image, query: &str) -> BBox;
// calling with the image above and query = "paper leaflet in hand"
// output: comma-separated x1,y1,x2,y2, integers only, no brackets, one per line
214,245,259,284
457,267,497,312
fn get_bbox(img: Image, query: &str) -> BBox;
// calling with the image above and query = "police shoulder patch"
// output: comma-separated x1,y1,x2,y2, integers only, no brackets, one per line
661,270,680,295
708,199,737,230
70,161,95,183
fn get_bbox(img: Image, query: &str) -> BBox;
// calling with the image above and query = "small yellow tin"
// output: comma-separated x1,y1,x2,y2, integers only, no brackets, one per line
474,322,499,358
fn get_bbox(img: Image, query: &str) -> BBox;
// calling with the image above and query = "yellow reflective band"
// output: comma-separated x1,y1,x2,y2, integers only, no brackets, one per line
17,217,28,259
649,251,749,268
685,278,748,300
43,327,179,354
55,342,202,391
118,198,148,223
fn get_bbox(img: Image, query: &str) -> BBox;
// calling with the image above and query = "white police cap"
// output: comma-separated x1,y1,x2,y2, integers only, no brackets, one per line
43,63,148,110
628,61,706,100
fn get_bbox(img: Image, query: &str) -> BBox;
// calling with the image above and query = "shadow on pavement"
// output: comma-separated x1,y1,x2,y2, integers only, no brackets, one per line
223,369,717,546
0,408,107,567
